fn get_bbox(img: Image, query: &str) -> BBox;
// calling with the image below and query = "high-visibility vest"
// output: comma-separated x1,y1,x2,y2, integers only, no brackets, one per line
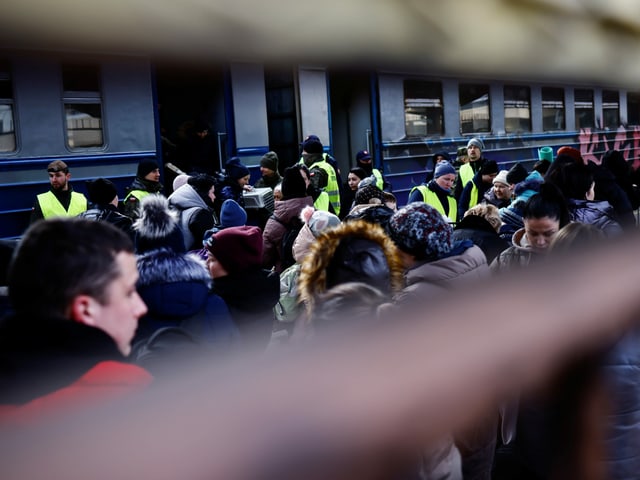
124,189,151,204
37,191,87,219
467,182,480,210
300,155,341,216
372,169,384,190
459,163,475,190
409,185,457,223
313,191,330,212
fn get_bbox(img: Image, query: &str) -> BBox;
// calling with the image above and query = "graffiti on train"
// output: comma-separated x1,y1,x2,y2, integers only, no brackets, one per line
579,126,640,168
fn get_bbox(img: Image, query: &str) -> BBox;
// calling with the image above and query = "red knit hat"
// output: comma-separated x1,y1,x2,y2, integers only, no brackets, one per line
205,225,263,274
556,146,583,163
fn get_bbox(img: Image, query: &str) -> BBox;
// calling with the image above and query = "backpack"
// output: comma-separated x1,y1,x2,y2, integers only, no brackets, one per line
271,214,304,270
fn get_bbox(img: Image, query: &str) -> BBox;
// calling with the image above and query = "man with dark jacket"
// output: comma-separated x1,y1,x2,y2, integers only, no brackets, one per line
0,218,151,423
80,178,134,240
123,159,164,220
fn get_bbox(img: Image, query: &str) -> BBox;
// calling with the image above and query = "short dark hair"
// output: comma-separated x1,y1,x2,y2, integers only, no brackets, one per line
8,218,134,318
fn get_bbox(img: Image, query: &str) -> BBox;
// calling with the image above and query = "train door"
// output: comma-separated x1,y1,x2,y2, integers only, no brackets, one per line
328,68,375,175
154,63,226,191
264,66,299,169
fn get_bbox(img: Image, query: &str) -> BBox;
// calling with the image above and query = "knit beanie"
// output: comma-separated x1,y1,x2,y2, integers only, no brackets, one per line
538,146,554,162
467,137,484,151
556,146,582,163
434,161,456,179
137,159,160,179
389,202,453,261
281,166,308,200
480,160,499,176
506,163,528,185
354,184,385,206
86,178,117,205
188,174,216,198
260,151,279,171
356,150,372,163
292,206,341,263
225,157,250,180
219,199,247,228
205,225,263,275
133,194,186,254
493,170,509,186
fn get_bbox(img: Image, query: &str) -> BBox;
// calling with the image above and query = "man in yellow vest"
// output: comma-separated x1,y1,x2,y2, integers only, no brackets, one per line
454,138,487,201
457,160,498,222
356,149,392,192
123,160,164,220
299,136,341,216
30,160,88,224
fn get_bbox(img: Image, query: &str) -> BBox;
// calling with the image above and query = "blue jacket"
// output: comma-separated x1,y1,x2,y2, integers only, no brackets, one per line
135,248,238,348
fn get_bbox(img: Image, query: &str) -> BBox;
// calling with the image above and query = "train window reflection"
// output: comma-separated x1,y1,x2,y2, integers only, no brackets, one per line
542,87,565,131
504,85,531,133
62,63,104,149
575,88,594,130
460,84,490,134
0,59,16,153
404,80,443,137
628,92,640,126
602,90,619,130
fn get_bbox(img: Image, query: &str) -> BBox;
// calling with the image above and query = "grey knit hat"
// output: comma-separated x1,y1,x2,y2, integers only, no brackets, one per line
466,138,484,151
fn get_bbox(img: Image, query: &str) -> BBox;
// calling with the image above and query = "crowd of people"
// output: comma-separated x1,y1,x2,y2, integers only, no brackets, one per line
1,136,639,479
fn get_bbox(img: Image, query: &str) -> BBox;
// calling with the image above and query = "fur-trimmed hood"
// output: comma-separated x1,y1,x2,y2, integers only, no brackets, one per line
136,248,212,320
298,219,404,315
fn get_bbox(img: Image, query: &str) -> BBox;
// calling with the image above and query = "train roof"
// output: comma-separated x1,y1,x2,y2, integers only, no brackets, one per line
1,0,639,87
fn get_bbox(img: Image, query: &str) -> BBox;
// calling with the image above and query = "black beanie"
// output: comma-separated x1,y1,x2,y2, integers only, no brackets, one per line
480,160,499,176
86,178,118,205
506,163,528,185
281,166,308,200
225,157,250,180
137,160,160,179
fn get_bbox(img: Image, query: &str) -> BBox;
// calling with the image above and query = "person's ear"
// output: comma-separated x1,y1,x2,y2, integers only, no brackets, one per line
68,295,98,326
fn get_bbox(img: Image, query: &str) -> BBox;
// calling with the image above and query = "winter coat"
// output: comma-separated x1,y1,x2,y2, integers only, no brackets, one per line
254,172,282,190
482,188,510,209
567,199,623,237
262,196,314,273
123,177,164,219
212,268,280,348
298,220,405,316
490,228,541,273
216,177,245,210
0,314,151,423
135,247,238,348
168,184,218,250
453,215,509,264
394,244,489,305
79,203,135,240
599,327,640,479
590,162,636,230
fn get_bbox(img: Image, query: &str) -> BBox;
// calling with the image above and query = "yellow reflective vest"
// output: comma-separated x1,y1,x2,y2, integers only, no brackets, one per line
37,191,87,219
409,185,457,223
300,154,341,216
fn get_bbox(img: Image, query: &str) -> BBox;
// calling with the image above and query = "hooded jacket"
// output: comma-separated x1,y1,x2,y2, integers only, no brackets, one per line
298,220,405,317
490,227,543,273
394,244,489,306
567,198,623,237
168,184,217,250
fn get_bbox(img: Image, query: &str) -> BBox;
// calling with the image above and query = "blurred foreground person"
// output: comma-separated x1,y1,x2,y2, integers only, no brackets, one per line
0,218,151,423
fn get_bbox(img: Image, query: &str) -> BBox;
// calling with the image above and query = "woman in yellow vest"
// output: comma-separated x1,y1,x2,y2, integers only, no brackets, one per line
408,161,457,223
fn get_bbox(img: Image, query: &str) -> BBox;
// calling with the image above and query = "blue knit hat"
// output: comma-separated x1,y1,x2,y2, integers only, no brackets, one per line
220,199,247,228
225,157,250,180
434,161,456,179
389,202,453,261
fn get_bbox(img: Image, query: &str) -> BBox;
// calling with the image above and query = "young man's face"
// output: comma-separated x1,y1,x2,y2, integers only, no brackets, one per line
49,171,70,191
144,168,161,183
467,145,481,162
93,252,147,356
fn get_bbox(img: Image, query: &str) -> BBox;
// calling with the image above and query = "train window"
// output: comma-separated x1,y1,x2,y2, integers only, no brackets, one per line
628,92,640,126
602,90,620,130
459,83,490,134
403,80,443,137
542,87,565,131
504,85,531,133
0,59,16,153
62,63,104,149
575,88,594,130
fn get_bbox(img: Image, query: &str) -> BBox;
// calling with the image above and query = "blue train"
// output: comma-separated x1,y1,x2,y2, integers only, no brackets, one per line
2,50,640,239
